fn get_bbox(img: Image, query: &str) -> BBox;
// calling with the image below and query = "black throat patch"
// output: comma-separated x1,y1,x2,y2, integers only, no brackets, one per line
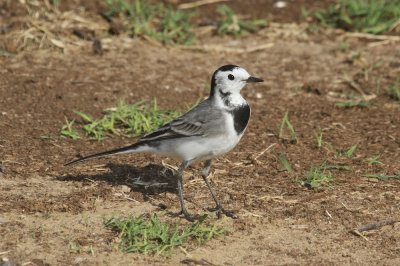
219,90,231,106
210,64,239,98
229,104,251,135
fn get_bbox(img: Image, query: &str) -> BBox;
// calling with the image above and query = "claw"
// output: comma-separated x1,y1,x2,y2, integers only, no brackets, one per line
208,207,238,219
183,212,201,222
221,208,238,219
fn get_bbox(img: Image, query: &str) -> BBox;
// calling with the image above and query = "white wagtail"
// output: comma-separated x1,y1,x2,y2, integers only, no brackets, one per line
66,65,263,221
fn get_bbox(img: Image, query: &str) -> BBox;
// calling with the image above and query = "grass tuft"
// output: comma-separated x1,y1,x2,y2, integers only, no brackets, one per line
66,237,81,253
387,76,400,101
323,165,350,171
315,0,400,34
301,161,334,189
313,130,323,149
363,171,400,181
104,0,196,45
60,117,81,140
60,99,185,141
104,212,229,255
272,149,293,173
216,5,267,36
337,144,357,158
366,154,384,165
335,100,375,108
277,110,298,144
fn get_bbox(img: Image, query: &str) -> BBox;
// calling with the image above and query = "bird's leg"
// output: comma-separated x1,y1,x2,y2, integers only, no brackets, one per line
176,160,199,221
202,160,238,219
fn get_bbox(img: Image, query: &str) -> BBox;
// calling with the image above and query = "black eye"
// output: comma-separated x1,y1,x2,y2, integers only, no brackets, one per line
228,74,234,80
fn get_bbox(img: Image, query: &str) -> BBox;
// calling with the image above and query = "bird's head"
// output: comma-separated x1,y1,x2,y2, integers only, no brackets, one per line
210,65,263,98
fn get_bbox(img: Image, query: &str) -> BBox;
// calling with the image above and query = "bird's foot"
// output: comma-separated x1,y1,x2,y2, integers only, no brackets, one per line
180,210,201,222
208,207,238,219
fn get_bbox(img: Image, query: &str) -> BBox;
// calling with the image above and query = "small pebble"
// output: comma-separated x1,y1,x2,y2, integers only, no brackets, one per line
274,1,287,8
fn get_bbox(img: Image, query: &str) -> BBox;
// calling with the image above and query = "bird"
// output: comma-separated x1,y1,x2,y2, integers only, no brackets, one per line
65,65,263,221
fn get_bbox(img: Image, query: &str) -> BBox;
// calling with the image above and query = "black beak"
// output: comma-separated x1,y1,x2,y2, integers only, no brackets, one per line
246,76,264,83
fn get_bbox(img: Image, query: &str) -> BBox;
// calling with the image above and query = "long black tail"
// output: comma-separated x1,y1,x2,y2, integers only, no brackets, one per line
65,142,145,166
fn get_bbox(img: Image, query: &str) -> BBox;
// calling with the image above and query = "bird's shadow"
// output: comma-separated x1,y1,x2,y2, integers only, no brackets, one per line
57,163,178,200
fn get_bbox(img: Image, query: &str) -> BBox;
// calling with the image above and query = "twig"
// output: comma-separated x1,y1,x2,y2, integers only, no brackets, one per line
175,43,273,54
142,35,163,47
325,210,332,219
178,246,190,256
368,40,391,48
344,32,400,42
342,74,367,98
351,230,369,241
114,193,140,203
340,202,349,210
252,143,277,161
178,0,230,9
1,160,26,166
161,160,178,171
354,219,399,233
241,210,262,217
84,177,96,183
29,20,56,38
181,258,217,266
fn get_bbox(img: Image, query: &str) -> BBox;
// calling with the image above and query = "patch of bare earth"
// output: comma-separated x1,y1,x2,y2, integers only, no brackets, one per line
1,0,400,265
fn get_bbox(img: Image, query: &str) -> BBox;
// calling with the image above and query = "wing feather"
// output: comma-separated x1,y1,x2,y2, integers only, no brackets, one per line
138,99,221,142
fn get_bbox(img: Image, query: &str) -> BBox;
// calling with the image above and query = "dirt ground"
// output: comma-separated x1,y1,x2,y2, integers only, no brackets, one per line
1,0,400,265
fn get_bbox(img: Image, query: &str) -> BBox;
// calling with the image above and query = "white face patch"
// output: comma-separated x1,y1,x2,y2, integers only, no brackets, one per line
214,67,251,95
212,67,251,108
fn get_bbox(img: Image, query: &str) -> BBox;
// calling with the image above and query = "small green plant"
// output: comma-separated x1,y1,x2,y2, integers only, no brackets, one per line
387,76,400,101
61,99,185,141
52,0,60,7
315,0,400,34
374,74,383,94
338,144,357,158
0,46,15,58
104,212,228,255
335,100,375,108
60,117,81,140
93,194,102,208
158,8,196,45
363,171,400,181
216,5,267,36
272,149,293,173
361,61,382,78
67,237,81,253
313,130,323,148
323,165,350,171
328,41,348,52
82,215,91,226
346,144,357,158
40,134,57,140
301,7,311,18
104,0,195,45
277,110,298,143
339,41,347,51
366,154,384,165
302,161,334,189
105,0,158,36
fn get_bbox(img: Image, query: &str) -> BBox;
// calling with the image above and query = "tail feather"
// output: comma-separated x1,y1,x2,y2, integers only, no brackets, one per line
65,142,146,166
